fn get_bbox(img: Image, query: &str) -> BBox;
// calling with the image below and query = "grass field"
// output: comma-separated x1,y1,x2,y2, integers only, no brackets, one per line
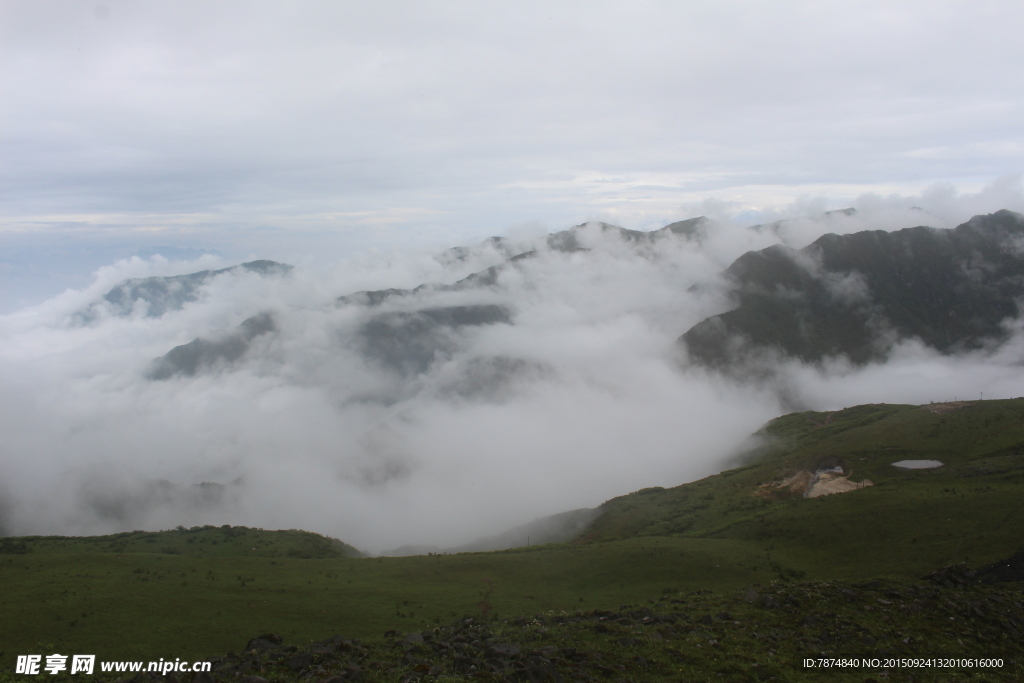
2,399,1023,680
1,536,779,662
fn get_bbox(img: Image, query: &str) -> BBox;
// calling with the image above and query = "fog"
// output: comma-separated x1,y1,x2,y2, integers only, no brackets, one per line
3,189,1024,553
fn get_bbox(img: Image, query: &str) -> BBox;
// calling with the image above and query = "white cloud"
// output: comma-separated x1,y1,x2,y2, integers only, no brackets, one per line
4,202,1024,552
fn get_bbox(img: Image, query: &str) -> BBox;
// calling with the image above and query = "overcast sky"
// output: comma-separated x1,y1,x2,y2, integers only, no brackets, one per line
2,0,1023,307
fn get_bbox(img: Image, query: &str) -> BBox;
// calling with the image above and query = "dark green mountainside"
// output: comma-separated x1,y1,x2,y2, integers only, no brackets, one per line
681,210,1024,369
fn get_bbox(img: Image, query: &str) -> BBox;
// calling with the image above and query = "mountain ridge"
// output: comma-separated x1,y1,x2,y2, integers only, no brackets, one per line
680,209,1024,370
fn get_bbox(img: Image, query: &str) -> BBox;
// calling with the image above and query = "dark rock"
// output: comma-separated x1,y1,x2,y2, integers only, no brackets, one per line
404,632,425,644
243,634,282,652
238,677,268,683
192,673,214,683
715,611,732,621
486,643,520,658
523,663,562,682
744,589,760,603
283,652,313,671
926,563,977,588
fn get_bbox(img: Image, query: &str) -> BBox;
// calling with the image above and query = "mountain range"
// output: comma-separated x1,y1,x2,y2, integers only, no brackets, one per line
93,210,1024,386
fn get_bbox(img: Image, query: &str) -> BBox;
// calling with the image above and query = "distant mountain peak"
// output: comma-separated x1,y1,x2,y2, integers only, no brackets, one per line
680,210,1024,371
85,260,292,320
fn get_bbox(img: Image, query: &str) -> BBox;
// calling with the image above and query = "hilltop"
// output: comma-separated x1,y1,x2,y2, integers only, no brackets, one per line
0,525,363,559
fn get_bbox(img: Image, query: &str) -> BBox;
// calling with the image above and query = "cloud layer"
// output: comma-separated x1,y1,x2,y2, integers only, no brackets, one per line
4,200,1024,553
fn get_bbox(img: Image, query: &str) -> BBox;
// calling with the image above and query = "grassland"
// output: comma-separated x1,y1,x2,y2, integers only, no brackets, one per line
2,399,1023,681
586,399,1024,580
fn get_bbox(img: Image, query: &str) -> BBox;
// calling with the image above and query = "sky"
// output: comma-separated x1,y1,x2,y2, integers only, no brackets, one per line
2,2,1024,553
3,1,1024,311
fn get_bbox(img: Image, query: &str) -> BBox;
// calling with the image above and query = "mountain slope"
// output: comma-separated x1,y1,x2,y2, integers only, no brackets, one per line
680,210,1024,369
150,311,277,379
579,398,1024,580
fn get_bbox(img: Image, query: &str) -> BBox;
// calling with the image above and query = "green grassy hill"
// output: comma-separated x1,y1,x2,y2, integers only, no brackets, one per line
2,399,1022,678
582,399,1024,582
0,525,363,559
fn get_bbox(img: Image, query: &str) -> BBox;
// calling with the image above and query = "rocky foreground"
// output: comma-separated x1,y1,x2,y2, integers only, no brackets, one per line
81,562,1023,683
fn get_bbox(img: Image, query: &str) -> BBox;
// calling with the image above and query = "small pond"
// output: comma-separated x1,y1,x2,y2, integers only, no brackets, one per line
891,459,944,470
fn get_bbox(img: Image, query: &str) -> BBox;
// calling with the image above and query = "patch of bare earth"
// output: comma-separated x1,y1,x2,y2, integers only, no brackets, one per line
758,467,872,499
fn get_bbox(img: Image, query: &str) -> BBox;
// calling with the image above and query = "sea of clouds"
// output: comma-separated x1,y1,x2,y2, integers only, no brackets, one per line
3,185,1024,554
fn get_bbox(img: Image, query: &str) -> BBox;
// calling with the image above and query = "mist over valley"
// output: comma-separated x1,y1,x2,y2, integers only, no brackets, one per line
5,204,1024,556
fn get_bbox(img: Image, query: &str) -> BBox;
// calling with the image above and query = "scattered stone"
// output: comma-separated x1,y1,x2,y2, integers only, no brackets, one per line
243,635,281,652
486,643,520,658
926,563,977,588
283,652,313,671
